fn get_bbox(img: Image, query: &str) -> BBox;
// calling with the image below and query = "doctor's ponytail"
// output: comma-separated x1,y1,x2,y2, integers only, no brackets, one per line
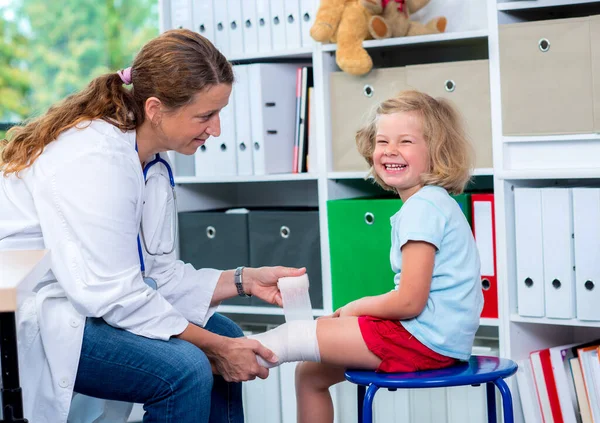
1,29,233,176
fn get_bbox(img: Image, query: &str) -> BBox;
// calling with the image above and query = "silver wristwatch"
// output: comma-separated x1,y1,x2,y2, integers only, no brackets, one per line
234,266,251,297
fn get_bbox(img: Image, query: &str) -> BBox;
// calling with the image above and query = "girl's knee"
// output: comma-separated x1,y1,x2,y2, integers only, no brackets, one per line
296,362,344,391
295,362,323,386
295,361,311,379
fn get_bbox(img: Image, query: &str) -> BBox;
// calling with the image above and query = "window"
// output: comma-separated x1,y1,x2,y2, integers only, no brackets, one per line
0,0,159,135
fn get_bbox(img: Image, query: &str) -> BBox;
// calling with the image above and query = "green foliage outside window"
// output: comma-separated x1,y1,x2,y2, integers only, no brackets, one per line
0,0,159,122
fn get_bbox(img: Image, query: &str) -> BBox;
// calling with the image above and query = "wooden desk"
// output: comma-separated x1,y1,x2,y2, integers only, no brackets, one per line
0,250,51,423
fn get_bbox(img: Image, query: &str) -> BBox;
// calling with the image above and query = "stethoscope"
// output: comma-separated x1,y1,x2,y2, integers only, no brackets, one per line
136,145,178,283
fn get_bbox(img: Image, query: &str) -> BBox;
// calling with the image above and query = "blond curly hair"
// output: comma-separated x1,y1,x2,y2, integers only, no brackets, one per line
356,90,474,195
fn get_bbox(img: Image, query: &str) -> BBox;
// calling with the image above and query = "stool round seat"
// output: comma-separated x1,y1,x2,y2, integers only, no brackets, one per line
345,355,517,389
344,355,518,423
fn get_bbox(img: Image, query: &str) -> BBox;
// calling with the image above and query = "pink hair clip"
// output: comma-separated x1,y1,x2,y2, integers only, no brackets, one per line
118,67,132,85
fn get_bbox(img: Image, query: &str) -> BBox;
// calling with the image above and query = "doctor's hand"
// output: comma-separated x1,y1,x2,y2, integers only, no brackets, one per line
244,266,306,307
208,337,276,382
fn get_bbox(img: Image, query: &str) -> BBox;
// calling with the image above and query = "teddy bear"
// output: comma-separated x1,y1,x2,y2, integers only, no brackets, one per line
310,0,373,76
361,0,447,40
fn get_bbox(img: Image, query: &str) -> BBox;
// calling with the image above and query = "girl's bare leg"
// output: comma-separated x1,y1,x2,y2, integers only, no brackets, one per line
296,316,381,423
295,362,345,423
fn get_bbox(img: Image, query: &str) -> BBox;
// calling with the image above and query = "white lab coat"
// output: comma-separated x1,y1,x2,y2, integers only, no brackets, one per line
0,120,221,423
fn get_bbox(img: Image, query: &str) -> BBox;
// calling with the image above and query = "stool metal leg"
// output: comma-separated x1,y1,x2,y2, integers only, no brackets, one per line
362,384,380,423
357,385,365,423
494,378,514,423
486,382,497,423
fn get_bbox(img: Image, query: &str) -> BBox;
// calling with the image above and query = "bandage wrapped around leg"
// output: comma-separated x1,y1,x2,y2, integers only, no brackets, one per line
278,274,313,322
248,320,321,368
248,274,319,368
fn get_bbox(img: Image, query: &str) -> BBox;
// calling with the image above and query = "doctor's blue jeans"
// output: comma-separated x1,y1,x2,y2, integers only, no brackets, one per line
73,313,244,423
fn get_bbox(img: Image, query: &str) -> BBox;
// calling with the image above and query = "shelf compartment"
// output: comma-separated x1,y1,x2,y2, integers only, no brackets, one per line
497,0,600,11
480,318,500,327
503,133,600,143
510,313,600,328
218,305,328,316
228,47,313,62
219,305,498,328
499,168,600,180
327,172,373,181
321,30,488,52
503,135,600,174
175,173,319,184
327,168,494,180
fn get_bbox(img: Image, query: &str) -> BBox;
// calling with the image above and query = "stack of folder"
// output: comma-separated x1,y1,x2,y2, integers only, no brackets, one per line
514,187,600,321
516,338,600,423
170,0,319,58
194,63,315,177
292,66,314,173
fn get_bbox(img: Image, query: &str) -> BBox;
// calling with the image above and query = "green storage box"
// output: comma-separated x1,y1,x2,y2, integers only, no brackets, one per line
453,193,472,226
328,198,403,310
327,194,471,310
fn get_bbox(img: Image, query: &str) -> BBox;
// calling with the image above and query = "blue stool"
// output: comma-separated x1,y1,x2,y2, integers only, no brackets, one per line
345,356,518,423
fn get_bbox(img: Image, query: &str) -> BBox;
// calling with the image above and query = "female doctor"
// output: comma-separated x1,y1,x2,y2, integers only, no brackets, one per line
0,29,303,423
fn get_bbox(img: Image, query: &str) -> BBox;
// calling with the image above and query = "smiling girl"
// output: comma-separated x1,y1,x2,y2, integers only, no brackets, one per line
247,90,484,423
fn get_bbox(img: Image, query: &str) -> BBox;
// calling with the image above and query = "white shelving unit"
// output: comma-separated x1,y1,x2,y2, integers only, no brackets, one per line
166,9,494,329
328,168,494,181
503,133,600,143
497,0,600,11
480,317,501,327
218,305,328,317
174,173,319,184
509,314,600,328
229,47,313,62
218,306,497,328
489,2,600,422
321,29,489,52
498,168,600,180
159,1,600,422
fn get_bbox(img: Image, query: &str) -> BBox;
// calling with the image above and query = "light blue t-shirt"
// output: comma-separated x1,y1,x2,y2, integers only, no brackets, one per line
390,185,483,361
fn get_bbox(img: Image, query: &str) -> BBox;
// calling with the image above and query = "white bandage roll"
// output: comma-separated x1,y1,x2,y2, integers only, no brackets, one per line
248,320,321,368
278,274,313,322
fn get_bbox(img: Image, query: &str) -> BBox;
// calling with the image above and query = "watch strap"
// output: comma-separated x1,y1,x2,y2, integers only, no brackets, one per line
234,266,251,297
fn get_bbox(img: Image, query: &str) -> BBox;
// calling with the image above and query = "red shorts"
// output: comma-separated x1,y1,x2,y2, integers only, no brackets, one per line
358,316,458,373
